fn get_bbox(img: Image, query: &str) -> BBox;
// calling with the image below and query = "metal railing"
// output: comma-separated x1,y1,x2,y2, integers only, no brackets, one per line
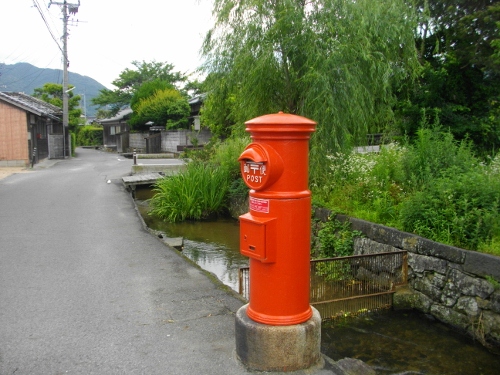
238,251,407,321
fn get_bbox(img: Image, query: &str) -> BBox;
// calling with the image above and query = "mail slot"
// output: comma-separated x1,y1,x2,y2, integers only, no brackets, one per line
240,213,277,263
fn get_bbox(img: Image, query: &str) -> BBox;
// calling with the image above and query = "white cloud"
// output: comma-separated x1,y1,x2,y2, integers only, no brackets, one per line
0,0,213,89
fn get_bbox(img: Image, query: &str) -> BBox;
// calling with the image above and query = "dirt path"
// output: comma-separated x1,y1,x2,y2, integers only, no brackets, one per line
0,167,31,180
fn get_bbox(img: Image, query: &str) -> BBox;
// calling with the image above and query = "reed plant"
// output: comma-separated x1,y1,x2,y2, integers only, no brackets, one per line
149,136,249,223
149,162,231,222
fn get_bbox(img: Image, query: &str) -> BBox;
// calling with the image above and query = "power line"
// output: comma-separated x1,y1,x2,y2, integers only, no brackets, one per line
32,0,63,55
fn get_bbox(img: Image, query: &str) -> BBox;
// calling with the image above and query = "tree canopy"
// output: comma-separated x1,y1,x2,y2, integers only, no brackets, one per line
128,86,190,131
201,0,419,160
401,0,500,152
33,83,82,131
91,60,187,118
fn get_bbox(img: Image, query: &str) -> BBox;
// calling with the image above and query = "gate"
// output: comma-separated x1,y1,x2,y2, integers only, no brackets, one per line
239,251,408,320
145,133,161,154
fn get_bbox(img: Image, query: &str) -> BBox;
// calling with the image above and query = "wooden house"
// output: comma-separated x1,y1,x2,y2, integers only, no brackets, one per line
0,92,64,167
98,108,132,152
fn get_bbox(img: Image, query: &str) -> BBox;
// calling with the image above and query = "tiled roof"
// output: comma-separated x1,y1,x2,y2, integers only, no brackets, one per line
98,107,133,124
0,92,62,121
188,94,206,105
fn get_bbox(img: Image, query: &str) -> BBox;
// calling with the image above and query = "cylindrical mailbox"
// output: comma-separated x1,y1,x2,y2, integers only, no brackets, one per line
238,112,316,326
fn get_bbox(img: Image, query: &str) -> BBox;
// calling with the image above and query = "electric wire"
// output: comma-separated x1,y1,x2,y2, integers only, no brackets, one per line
32,0,64,56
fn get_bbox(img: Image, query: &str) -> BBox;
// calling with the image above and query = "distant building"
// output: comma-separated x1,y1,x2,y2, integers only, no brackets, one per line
98,108,132,152
0,92,66,167
188,94,205,131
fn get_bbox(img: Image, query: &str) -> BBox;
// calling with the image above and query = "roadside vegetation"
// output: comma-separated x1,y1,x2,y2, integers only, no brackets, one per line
312,124,500,255
39,1,497,256
149,137,249,222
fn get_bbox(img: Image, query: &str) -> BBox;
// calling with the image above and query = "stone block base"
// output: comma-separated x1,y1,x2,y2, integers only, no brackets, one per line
235,304,322,372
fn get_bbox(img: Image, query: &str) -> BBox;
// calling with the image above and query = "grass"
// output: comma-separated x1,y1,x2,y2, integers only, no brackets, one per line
312,127,500,254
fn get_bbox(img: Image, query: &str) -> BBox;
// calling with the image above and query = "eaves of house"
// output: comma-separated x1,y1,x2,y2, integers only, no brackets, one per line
98,108,133,125
0,92,62,121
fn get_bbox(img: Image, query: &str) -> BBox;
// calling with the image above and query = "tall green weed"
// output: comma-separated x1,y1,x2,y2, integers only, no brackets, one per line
400,168,500,250
149,136,249,223
149,162,230,222
314,126,500,253
400,127,476,189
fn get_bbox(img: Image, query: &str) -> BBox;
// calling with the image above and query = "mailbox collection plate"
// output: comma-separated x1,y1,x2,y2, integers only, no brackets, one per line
239,213,276,263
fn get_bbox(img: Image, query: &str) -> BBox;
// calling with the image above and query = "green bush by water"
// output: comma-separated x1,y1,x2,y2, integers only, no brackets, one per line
400,168,500,250
313,126,500,254
316,216,363,258
149,136,249,223
149,162,231,222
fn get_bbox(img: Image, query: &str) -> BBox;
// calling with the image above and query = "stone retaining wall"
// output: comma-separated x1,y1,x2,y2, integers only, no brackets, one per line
314,208,500,347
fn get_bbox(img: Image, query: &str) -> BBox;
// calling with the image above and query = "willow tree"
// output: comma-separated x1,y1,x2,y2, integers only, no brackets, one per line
201,0,419,179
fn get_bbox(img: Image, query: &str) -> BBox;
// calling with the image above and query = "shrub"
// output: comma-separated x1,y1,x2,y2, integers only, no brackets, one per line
76,126,103,146
313,125,500,253
399,168,500,250
149,162,231,222
400,127,476,189
316,217,363,258
209,136,250,178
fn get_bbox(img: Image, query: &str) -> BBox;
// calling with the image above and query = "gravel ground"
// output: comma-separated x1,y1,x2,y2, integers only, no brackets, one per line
0,167,31,180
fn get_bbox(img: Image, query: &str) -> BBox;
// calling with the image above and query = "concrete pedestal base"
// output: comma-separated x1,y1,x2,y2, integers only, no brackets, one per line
235,304,322,372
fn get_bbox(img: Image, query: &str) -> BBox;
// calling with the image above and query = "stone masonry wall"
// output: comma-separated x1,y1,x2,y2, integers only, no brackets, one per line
314,208,500,346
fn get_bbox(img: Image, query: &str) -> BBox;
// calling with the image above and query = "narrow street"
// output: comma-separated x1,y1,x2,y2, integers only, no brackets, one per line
0,148,247,375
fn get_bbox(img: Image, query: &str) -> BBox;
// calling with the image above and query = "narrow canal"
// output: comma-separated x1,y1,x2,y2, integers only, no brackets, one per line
136,192,500,374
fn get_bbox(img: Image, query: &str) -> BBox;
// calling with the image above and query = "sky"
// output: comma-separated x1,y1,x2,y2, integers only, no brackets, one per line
0,0,214,89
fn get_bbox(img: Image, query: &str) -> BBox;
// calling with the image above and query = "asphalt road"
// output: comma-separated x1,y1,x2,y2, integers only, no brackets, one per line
0,148,342,375
0,148,252,375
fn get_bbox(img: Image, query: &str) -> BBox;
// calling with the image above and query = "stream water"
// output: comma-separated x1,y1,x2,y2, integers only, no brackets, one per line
135,190,500,374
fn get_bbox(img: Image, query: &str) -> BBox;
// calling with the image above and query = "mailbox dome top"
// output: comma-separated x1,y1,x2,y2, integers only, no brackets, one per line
245,112,316,126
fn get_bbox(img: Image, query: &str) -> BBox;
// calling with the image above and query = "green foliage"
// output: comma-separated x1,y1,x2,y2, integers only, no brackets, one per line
113,60,185,92
228,178,249,199
91,60,187,118
32,83,82,132
199,73,238,138
149,136,250,223
128,88,190,131
149,162,231,223
400,124,477,188
208,136,249,178
400,169,500,250
314,260,353,282
314,126,500,253
202,0,419,179
71,132,76,157
317,217,362,258
485,276,500,290
401,1,500,153
315,142,407,226
129,79,175,109
76,126,103,146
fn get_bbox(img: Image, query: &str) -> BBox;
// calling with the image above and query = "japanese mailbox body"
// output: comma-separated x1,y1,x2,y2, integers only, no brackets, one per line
239,112,316,326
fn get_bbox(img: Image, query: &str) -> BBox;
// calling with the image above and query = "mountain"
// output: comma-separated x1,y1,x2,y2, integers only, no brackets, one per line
0,62,107,117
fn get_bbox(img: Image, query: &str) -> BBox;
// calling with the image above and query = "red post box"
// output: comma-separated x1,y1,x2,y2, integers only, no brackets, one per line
238,112,316,326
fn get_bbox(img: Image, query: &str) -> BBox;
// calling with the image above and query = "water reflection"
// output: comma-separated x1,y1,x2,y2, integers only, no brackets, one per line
138,201,248,292
135,191,500,374
322,309,500,375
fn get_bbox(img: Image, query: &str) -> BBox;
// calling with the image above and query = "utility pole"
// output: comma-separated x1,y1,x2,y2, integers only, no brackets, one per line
49,0,80,158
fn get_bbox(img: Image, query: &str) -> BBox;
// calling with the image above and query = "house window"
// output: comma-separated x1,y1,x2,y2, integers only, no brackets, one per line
110,126,116,135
